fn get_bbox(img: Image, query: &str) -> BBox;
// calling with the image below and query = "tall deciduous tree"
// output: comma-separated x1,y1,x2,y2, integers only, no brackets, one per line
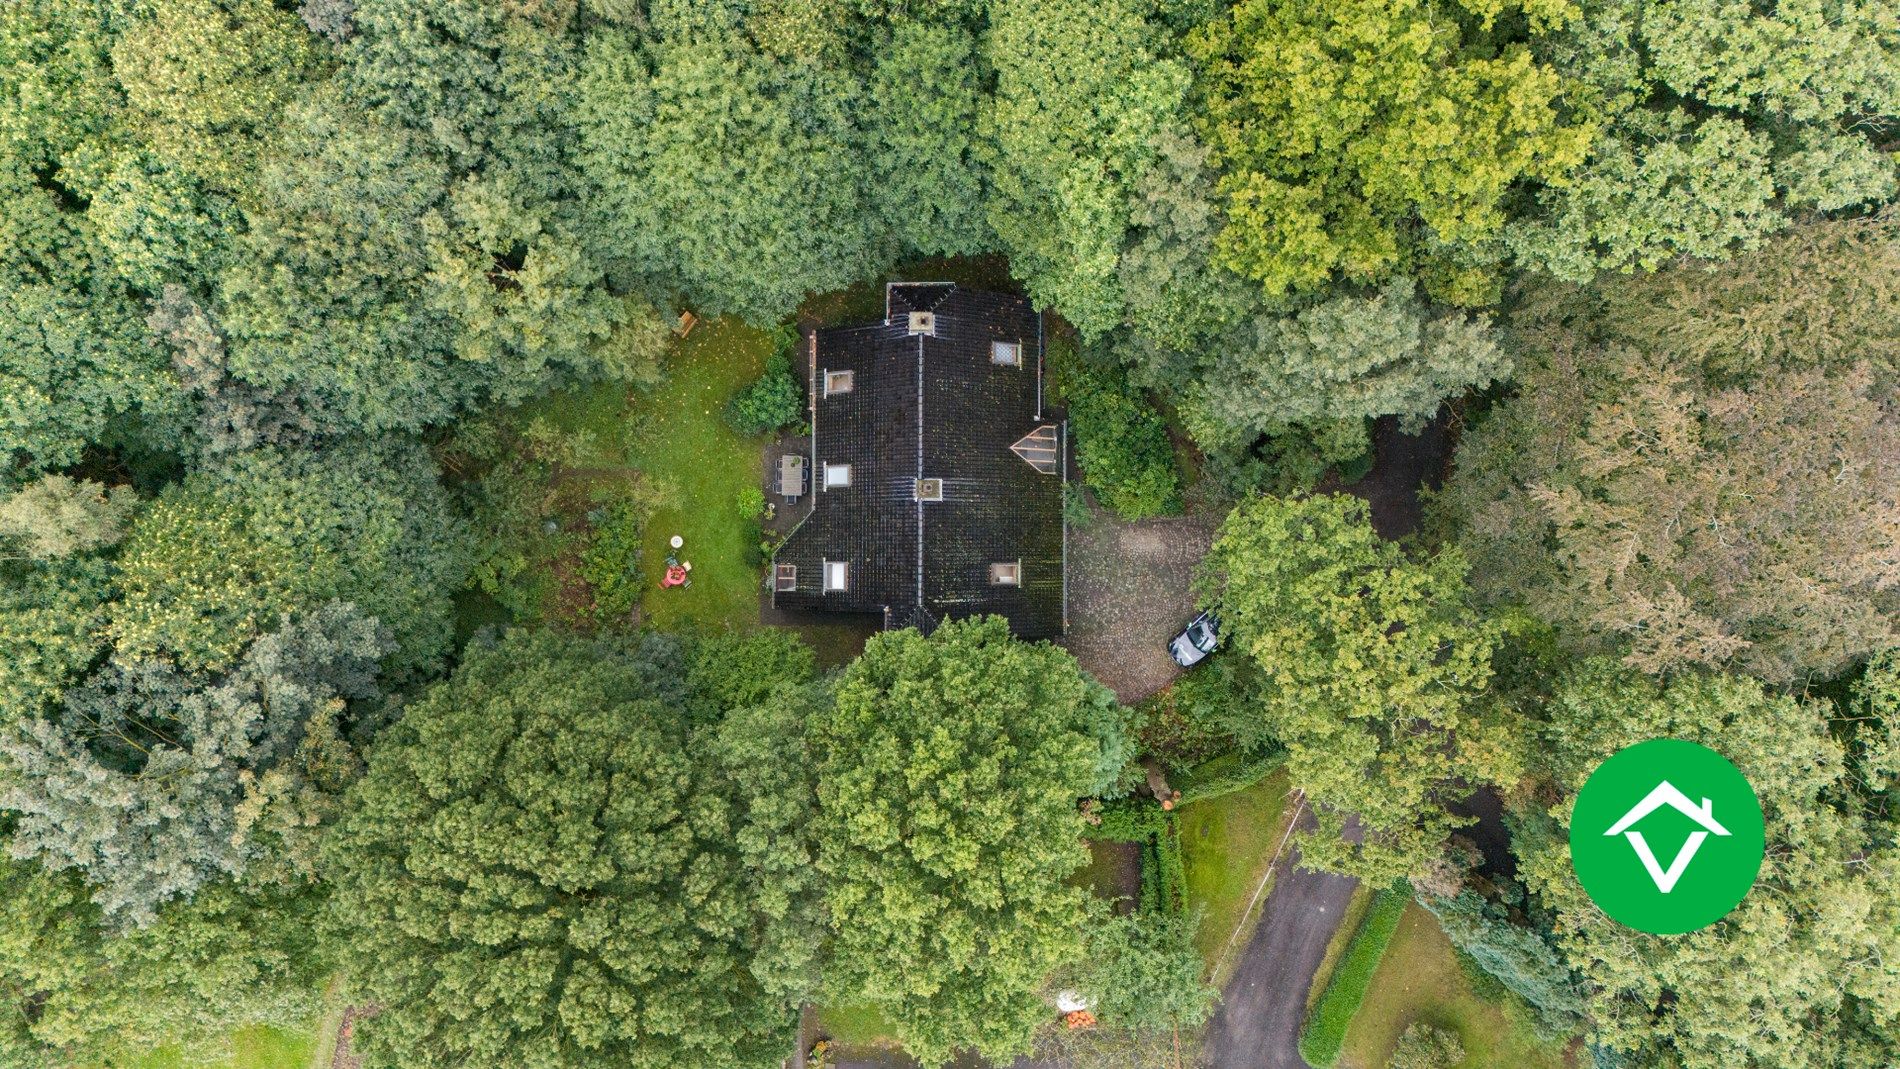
1516,661,1900,1069
0,476,137,561
1199,494,1509,882
323,630,792,1069
813,617,1127,1066
982,0,1192,336
108,444,468,676
1188,0,1591,304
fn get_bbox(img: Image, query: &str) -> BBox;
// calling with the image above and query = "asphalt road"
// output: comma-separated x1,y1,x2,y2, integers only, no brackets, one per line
1199,808,1362,1069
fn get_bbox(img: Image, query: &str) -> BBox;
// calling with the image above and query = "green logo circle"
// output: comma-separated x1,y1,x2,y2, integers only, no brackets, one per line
1569,739,1764,935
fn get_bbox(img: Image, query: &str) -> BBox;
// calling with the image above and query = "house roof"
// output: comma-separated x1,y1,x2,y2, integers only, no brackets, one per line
772,284,1065,638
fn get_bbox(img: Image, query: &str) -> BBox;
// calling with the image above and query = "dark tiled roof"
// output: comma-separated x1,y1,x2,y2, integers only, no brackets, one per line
772,285,1065,638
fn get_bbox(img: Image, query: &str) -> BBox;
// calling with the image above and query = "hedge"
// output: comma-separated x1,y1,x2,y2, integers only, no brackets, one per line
1298,884,1412,1068
1085,799,1187,915
1174,747,1287,806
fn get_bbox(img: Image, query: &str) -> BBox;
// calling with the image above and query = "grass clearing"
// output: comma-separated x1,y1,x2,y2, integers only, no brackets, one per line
111,1023,316,1069
1339,903,1576,1069
817,1003,896,1048
1176,768,1293,974
622,319,774,632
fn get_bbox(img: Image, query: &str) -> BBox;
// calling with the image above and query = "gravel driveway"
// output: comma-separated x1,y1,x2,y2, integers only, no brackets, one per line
1061,507,1218,704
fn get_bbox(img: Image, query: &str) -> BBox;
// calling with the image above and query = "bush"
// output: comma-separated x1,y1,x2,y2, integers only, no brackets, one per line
725,329,804,436
1299,885,1412,1068
1084,799,1187,916
1057,342,1180,520
1389,1022,1464,1069
576,497,647,625
1174,748,1287,806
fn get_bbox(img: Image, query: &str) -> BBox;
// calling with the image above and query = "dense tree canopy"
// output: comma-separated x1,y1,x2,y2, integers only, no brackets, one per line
814,617,1129,1066
324,630,793,1069
1516,661,1900,1068
1201,494,1510,882
1435,219,1900,683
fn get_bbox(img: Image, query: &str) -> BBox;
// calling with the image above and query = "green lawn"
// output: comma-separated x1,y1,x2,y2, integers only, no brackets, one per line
623,319,775,632
1306,884,1374,1013
818,1002,896,1048
1338,903,1576,1069
112,1023,316,1069
1176,769,1293,975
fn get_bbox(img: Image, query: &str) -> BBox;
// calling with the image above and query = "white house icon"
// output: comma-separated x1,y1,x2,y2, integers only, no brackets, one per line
1602,781,1731,894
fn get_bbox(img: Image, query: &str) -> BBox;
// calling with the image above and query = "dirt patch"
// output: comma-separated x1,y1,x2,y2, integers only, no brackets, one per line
1322,410,1455,540
330,1006,378,1069
1060,503,1218,704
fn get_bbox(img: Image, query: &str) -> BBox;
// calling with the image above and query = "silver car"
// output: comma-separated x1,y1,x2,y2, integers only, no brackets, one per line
1168,611,1220,668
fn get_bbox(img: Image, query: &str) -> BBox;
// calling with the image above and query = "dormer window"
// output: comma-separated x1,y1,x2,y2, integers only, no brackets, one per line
824,369,854,396
824,463,852,488
991,340,1022,366
915,478,943,502
990,562,1021,586
824,560,849,592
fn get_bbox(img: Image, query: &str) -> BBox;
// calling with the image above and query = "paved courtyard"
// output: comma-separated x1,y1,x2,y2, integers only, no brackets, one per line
1060,505,1219,704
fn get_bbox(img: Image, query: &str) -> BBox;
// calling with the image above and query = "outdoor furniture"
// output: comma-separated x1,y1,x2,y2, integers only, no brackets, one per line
779,454,807,501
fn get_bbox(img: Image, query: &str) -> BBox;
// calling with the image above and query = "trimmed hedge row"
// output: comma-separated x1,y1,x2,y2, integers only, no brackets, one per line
1084,800,1188,915
1298,884,1412,1068
1174,747,1287,806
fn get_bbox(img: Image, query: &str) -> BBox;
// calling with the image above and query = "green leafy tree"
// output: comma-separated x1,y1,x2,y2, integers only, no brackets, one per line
725,340,805,436
0,857,325,1067
1188,0,1591,303
814,617,1126,1065
0,476,137,561
1513,0,1900,279
1418,890,1587,1037
1200,494,1509,882
1434,227,1899,684
1072,911,1217,1033
866,20,992,256
982,0,1192,336
109,445,468,675
323,630,792,1069
2,604,387,924
577,29,884,322
0,558,113,724
1182,280,1507,455
1516,661,1900,1069
1060,347,1182,520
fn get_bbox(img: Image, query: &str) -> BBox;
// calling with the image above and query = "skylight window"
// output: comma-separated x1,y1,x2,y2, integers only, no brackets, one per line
990,562,1021,586
823,560,849,592
775,564,797,592
824,369,854,396
824,463,852,488
992,340,1022,366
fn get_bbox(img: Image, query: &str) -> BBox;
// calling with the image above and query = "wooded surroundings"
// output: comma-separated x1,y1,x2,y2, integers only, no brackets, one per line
0,2,1895,1069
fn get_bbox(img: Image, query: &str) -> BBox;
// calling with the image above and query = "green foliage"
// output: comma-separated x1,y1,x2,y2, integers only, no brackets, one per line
813,617,1125,1066
1298,886,1411,1069
1182,281,1508,453
1848,649,1900,794
576,29,885,323
1074,910,1216,1031
1434,222,1900,683
982,0,1192,336
1511,0,1900,278
0,557,113,723
1419,891,1587,1038
1516,660,1900,1069
0,476,138,561
323,629,793,1069
686,628,817,720
1058,344,1181,520
1189,0,1591,303
1173,747,1287,806
574,497,648,624
1201,494,1509,882
0,859,326,1067
725,336,805,436
1388,1022,1465,1069
109,445,468,676
867,20,991,256
2,604,387,924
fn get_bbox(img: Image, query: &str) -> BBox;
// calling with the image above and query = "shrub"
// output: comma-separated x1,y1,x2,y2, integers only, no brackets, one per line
1299,885,1411,1068
725,329,804,436
1057,341,1181,520
1174,747,1287,805
1389,1022,1464,1069
577,497,647,625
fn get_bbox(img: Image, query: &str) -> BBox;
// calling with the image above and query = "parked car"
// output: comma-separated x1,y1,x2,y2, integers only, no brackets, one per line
1168,610,1220,668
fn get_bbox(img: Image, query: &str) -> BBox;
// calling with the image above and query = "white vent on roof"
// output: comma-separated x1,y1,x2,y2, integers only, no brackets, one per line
908,311,936,336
